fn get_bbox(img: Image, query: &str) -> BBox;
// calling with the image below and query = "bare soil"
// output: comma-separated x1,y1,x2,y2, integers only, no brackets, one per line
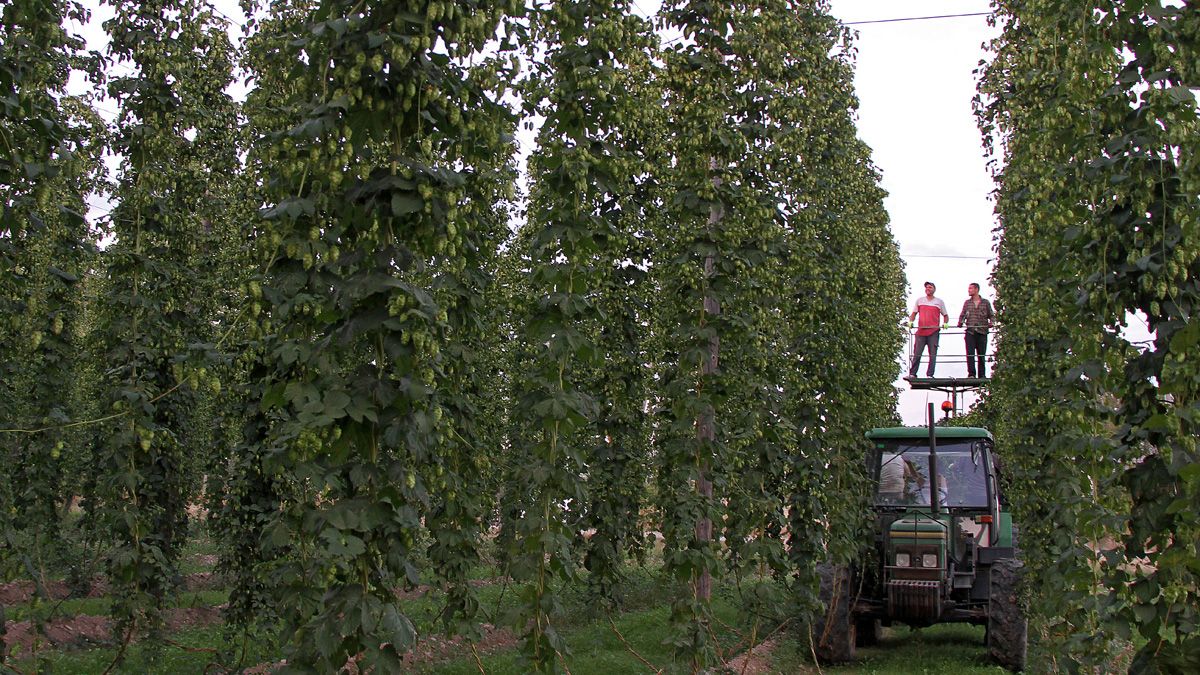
2,571,517,668
0,572,226,606
723,636,783,675
408,622,518,664
243,623,518,674
2,606,224,654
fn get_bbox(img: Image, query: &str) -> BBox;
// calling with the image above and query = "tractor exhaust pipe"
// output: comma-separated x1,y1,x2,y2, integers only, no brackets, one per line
927,402,940,515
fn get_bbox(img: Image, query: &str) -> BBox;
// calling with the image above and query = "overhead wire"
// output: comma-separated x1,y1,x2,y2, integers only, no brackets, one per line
845,12,992,26
658,8,992,46
902,253,994,260
629,0,654,18
208,5,246,28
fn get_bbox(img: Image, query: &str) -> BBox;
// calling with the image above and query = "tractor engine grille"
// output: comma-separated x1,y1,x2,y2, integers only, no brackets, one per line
887,579,942,622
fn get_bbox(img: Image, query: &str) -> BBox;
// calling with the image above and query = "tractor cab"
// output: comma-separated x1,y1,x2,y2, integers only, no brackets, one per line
870,427,1004,547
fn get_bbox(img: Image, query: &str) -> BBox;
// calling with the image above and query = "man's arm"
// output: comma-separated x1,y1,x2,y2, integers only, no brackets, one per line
957,300,968,327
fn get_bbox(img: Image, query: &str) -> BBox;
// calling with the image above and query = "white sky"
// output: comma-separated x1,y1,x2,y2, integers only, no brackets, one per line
74,0,1002,425
825,0,1000,423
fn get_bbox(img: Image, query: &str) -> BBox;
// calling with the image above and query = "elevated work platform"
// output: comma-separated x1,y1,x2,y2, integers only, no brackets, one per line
903,326,995,416
904,376,989,392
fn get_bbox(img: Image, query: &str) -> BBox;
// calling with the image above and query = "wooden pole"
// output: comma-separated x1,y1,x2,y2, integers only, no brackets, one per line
695,162,722,603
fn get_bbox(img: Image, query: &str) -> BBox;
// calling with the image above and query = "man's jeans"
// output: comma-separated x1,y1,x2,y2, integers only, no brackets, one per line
910,332,940,377
965,331,988,377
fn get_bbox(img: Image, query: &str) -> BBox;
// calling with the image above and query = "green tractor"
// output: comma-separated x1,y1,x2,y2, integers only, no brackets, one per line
814,411,1027,671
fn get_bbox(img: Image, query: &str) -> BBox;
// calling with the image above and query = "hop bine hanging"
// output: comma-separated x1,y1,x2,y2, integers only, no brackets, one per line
250,1,520,670
980,1,1200,669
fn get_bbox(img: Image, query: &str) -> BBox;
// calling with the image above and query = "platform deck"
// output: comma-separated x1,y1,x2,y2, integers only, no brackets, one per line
904,376,989,391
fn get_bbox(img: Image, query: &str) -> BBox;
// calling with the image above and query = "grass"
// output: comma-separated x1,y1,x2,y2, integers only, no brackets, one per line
5,590,229,623
8,567,763,674
5,539,1019,675
14,621,1009,675
10,623,278,675
424,597,750,674
772,623,1009,674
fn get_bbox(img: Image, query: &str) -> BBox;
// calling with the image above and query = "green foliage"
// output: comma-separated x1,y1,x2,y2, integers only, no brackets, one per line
505,2,656,670
424,40,521,650
88,0,242,658
760,0,905,584
2,2,911,672
650,2,756,662
249,0,521,670
980,0,1200,669
209,0,313,648
649,0,904,667
0,1,102,665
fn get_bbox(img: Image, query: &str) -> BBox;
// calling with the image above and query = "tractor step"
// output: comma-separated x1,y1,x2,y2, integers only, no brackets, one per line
952,571,974,589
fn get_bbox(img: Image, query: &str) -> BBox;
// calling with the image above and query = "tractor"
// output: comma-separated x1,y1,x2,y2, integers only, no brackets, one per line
814,409,1027,671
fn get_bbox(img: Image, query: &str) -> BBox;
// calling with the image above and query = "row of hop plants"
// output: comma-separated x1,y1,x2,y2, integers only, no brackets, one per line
1,1,906,672
979,0,1200,672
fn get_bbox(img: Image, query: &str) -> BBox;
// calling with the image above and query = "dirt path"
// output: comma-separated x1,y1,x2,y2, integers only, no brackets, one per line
723,636,784,675
1,575,518,667
0,571,226,606
243,623,518,674
2,606,224,653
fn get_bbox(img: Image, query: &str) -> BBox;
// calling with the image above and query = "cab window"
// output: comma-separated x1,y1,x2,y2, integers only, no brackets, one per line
874,440,990,509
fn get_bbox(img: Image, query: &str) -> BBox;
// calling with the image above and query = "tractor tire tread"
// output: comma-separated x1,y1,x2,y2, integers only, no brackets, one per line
814,563,857,664
987,557,1028,672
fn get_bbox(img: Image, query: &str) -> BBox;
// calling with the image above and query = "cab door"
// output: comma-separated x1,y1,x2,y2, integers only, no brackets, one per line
985,444,1001,546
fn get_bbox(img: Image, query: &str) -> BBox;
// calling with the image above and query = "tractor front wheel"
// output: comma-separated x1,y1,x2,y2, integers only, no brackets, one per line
987,558,1027,671
814,563,856,663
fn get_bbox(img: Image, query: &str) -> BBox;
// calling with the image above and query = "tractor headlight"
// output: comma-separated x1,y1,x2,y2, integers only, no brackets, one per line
895,553,910,567
921,553,938,568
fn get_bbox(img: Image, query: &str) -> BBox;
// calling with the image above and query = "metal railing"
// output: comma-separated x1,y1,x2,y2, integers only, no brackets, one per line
903,324,995,380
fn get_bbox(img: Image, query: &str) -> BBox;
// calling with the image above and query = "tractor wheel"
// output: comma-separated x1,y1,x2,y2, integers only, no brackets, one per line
814,563,856,663
855,617,882,647
987,558,1027,672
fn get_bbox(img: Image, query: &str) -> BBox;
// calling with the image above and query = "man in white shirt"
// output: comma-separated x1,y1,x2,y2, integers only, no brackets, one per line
907,281,949,378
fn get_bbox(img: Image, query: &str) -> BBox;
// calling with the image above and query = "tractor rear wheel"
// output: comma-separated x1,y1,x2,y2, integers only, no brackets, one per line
814,563,856,663
987,558,1027,671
